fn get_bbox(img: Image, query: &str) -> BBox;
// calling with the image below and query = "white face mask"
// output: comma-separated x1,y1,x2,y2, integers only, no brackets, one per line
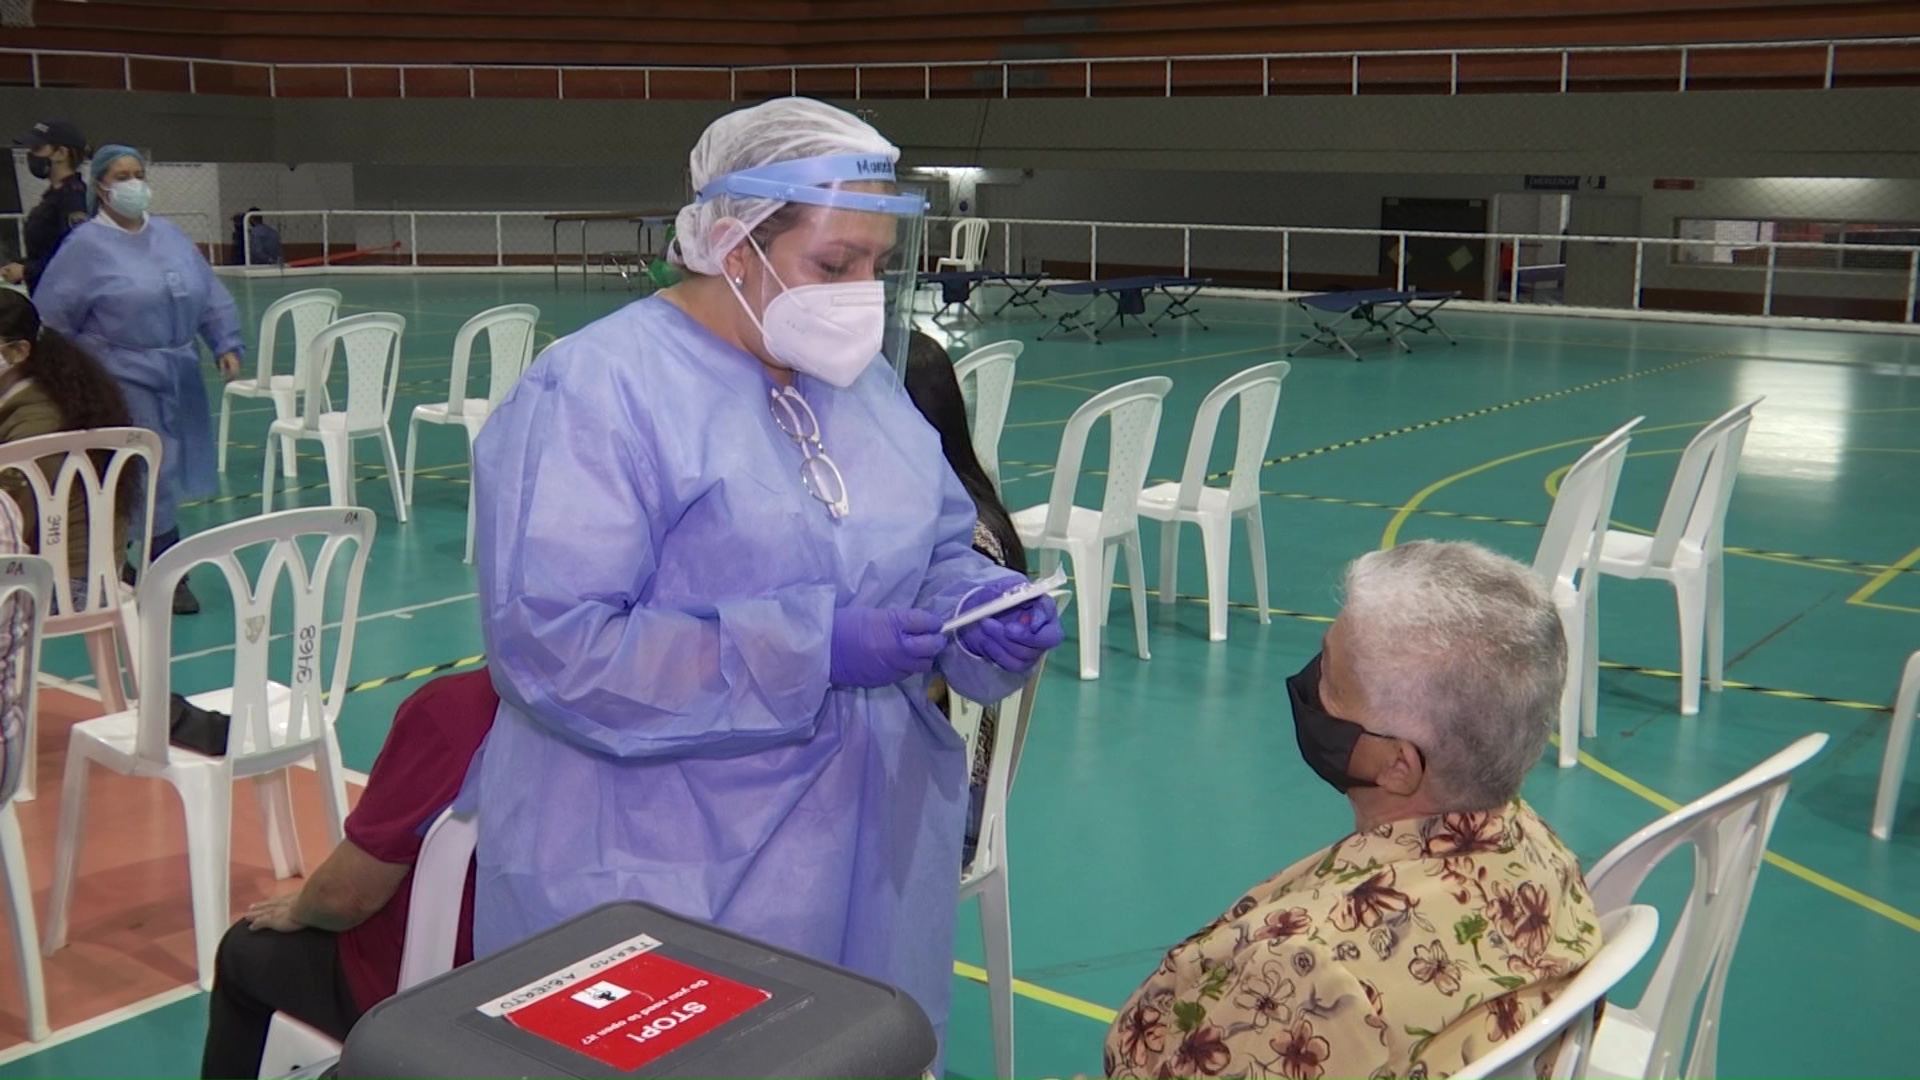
106,178,152,218
727,239,882,389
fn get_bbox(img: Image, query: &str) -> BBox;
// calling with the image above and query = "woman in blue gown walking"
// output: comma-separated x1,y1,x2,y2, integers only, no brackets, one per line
468,98,1062,1061
33,145,244,614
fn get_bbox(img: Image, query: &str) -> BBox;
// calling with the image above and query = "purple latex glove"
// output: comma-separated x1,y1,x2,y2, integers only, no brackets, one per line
956,586,1064,674
830,607,946,689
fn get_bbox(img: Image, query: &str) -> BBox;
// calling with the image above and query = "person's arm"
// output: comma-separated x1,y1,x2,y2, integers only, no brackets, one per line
246,841,411,933
181,225,244,378
474,358,835,760
26,236,92,336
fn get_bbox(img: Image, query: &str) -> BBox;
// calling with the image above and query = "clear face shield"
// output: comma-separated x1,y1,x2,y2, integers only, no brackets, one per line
699,153,925,383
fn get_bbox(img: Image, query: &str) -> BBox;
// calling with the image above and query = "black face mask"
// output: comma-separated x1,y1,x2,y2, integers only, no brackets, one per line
1286,653,1380,793
27,154,52,181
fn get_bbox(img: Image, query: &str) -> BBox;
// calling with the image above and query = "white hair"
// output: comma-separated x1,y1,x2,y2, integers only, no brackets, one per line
670,96,898,276
1339,541,1567,808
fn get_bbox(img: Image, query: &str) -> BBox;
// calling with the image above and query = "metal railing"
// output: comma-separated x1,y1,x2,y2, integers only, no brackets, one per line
914,215,1920,323
210,207,1920,325
0,210,218,264
3,36,1916,100
237,209,661,272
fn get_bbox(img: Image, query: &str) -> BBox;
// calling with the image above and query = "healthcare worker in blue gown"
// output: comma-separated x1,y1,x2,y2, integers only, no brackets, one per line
32,145,244,615
468,97,1063,1059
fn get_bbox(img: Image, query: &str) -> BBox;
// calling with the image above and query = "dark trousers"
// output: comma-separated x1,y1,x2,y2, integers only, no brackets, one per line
201,921,363,1080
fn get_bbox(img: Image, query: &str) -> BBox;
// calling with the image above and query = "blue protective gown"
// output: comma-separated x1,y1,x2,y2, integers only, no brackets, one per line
470,295,1026,1055
32,216,243,536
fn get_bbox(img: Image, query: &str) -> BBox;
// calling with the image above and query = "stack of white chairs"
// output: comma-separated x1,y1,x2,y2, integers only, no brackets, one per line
220,288,341,479
263,313,410,522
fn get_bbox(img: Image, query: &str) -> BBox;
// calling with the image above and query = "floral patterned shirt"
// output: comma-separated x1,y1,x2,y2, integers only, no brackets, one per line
1104,799,1600,1080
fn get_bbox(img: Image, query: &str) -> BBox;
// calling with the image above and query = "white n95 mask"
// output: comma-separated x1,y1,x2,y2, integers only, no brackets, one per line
729,240,882,388
107,179,153,218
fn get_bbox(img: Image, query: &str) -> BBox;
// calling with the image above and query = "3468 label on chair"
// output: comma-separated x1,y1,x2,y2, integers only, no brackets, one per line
478,933,772,1072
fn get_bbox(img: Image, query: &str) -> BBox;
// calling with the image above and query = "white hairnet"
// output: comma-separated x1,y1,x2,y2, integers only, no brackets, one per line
671,97,899,276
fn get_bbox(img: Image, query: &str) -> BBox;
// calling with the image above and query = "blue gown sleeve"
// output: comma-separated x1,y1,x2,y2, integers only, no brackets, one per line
919,465,1028,704
28,236,93,336
475,361,836,761
187,231,244,359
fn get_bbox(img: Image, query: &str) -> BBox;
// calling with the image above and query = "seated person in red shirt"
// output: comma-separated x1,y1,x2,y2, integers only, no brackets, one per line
198,669,499,1080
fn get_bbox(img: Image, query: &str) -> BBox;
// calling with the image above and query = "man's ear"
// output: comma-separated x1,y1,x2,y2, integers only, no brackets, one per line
1373,738,1426,797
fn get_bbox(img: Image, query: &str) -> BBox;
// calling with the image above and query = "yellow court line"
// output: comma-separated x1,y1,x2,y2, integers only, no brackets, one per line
952,961,1118,1024
1380,421,1705,549
1854,599,1920,616
1848,544,1920,607
1574,751,1920,934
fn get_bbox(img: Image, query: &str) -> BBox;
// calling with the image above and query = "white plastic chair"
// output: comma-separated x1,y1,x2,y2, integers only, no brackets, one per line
1871,650,1920,840
259,803,477,1078
0,428,160,799
0,555,54,1041
220,289,341,478
257,1014,340,1080
1011,377,1171,681
1137,361,1290,643
1596,399,1761,717
1451,904,1659,1080
42,507,376,991
262,313,409,522
402,304,539,562
1584,732,1827,1080
937,218,989,273
397,804,478,991
952,645,1051,1080
953,340,1022,492
1533,418,1641,768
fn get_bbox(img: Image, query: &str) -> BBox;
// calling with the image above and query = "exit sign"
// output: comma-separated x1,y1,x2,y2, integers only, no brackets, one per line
1653,178,1699,190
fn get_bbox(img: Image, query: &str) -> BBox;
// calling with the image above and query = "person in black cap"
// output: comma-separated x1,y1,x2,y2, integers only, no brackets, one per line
4,119,91,292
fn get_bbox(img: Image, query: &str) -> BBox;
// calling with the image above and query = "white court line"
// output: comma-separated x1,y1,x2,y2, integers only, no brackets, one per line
0,985,202,1066
59,591,480,684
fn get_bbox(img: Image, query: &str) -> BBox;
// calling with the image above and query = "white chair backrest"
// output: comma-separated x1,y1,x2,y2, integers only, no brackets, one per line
1646,398,1760,568
255,289,341,388
950,218,989,265
1451,905,1661,1080
398,804,479,992
1037,377,1172,542
134,507,376,767
446,304,540,419
0,554,53,806
953,650,1050,884
304,313,406,433
0,428,161,620
1585,732,1828,1080
1172,361,1291,514
1534,418,1642,593
953,341,1022,488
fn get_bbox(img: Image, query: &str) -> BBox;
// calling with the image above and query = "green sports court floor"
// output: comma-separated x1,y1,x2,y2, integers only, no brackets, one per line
8,273,1919,1078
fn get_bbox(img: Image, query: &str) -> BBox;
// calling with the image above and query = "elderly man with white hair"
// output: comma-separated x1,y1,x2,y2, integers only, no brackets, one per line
1105,541,1601,1080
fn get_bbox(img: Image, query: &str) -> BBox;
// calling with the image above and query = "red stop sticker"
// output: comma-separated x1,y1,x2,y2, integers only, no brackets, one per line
480,934,771,1072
